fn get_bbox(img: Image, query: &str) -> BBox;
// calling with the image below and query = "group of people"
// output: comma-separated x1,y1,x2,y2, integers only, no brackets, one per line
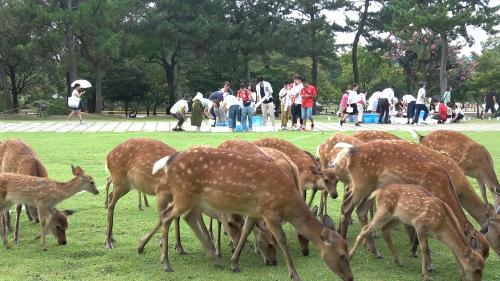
170,74,318,132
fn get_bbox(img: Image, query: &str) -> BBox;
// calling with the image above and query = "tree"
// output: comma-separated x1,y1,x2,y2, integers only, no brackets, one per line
347,0,370,84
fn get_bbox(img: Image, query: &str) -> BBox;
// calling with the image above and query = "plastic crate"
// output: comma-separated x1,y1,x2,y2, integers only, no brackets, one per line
252,115,263,126
234,124,243,132
215,122,228,127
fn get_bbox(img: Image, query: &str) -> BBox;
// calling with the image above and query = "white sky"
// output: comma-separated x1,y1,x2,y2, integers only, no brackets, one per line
325,0,500,56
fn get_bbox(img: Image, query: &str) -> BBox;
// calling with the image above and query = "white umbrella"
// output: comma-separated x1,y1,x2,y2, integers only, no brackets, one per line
71,79,92,88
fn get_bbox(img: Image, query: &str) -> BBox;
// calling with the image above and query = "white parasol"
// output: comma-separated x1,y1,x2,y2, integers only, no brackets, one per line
71,79,92,88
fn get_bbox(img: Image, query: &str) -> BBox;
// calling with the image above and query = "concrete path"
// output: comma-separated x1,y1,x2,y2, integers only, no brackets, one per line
1,120,500,133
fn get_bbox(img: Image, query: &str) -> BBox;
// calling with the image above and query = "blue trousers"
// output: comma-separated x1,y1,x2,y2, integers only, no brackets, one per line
241,106,253,131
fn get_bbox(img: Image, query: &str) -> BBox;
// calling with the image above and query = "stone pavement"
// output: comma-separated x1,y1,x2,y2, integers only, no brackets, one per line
1,120,500,133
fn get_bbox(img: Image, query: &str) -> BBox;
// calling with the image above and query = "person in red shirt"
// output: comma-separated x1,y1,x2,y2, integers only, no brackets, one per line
300,80,317,130
237,83,254,132
431,98,448,123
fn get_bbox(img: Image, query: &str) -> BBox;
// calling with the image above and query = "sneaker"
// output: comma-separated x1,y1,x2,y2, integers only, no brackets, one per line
355,123,360,127
311,123,315,130
178,128,185,131
299,126,305,131
172,127,179,131
339,120,343,126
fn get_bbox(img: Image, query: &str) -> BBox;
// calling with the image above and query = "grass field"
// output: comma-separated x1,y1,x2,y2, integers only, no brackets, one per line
0,131,498,281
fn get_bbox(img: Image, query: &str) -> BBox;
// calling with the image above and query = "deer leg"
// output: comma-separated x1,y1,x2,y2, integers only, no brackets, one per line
208,218,214,240
230,217,256,272
104,177,112,209
28,205,39,223
307,188,318,207
174,217,185,254
160,205,175,272
105,184,130,249
381,221,404,267
215,220,222,258
38,209,48,251
350,208,392,260
476,178,489,206
143,194,150,207
264,217,301,281
357,199,382,258
0,213,10,249
137,192,170,253
137,191,143,210
14,204,22,243
184,207,221,267
340,190,355,239
416,228,431,281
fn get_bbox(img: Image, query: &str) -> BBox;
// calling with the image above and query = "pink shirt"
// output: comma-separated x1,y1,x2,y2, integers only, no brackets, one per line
340,93,348,108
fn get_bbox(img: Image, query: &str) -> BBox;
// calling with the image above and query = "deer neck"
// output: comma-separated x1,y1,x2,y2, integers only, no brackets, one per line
456,183,490,227
55,177,84,200
287,203,324,246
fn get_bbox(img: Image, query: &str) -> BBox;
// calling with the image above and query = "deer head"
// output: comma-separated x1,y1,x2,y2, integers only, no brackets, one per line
462,246,485,281
481,204,500,256
319,227,353,281
253,221,277,266
71,165,99,195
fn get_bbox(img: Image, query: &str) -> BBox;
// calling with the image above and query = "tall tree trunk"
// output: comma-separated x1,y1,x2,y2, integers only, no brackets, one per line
95,62,102,113
352,0,370,84
245,58,251,83
153,102,157,116
165,64,175,112
404,64,414,95
7,66,19,113
0,64,13,111
66,0,77,92
175,46,182,100
439,32,449,94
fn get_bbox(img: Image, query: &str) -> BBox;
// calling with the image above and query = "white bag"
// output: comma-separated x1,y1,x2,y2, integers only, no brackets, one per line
68,96,81,108
346,106,353,113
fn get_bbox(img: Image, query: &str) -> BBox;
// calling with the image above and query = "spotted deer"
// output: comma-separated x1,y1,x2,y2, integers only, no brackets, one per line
412,129,500,212
0,139,46,242
384,139,500,256
315,134,364,217
152,147,353,281
349,184,484,281
332,141,489,263
351,130,401,142
104,138,184,252
253,138,331,206
0,165,98,250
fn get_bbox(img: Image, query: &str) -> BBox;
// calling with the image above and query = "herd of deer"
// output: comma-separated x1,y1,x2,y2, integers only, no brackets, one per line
0,129,498,281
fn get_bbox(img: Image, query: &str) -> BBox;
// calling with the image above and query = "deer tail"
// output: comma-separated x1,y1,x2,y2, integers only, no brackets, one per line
152,152,180,175
33,158,48,178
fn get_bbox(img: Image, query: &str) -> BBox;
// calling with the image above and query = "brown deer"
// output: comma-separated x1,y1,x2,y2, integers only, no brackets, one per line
0,139,50,242
0,165,98,250
332,141,489,263
105,183,149,210
152,147,353,281
412,129,500,212
382,139,500,256
104,138,184,252
351,130,401,142
349,184,484,281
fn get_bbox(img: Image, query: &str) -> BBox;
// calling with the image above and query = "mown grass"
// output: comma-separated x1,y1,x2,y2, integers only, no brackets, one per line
0,130,498,281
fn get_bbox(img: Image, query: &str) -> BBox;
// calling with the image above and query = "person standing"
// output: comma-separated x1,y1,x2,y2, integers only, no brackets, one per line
347,83,360,126
279,81,291,129
443,86,452,105
237,83,254,132
66,84,85,124
338,90,349,126
221,81,233,96
402,94,416,124
481,88,497,119
255,76,274,126
356,89,367,124
170,95,190,131
223,91,240,132
191,92,204,131
414,82,429,124
289,74,304,130
300,80,316,130
378,86,394,124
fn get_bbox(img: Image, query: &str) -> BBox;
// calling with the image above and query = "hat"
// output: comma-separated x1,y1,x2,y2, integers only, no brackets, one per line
193,92,203,101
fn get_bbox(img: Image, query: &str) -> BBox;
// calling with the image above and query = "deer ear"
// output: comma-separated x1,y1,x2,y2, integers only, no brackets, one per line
322,215,336,232
72,165,83,176
309,165,322,176
311,206,318,217
62,209,76,216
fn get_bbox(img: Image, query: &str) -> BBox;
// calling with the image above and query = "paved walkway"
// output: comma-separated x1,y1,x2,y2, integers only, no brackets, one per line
1,120,500,133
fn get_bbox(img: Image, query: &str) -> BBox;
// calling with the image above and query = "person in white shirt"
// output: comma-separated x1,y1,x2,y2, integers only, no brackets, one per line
402,94,416,124
279,81,291,129
414,82,429,124
450,103,464,123
66,84,85,124
255,76,274,126
223,92,240,131
170,95,190,131
378,87,395,124
356,89,367,123
289,74,304,129
345,83,360,126
367,91,380,113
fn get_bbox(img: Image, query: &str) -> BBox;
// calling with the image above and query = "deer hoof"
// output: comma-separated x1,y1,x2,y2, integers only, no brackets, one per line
231,264,241,272
395,259,404,267
300,248,309,256
163,264,174,272
105,241,113,249
175,245,186,255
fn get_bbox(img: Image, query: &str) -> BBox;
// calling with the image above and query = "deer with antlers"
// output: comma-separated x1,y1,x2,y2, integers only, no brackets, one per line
412,129,500,213
0,165,98,250
332,141,489,265
152,147,353,281
349,184,484,281
104,138,184,252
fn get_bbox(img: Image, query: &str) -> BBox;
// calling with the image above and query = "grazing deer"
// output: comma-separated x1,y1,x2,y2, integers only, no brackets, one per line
104,138,184,252
351,130,401,142
412,129,500,212
384,139,500,256
332,141,489,263
0,139,48,242
350,184,484,281
152,147,353,281
315,134,364,217
253,138,332,206
0,165,98,250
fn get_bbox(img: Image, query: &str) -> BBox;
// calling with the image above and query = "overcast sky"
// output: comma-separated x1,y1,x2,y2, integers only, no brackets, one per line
324,0,500,56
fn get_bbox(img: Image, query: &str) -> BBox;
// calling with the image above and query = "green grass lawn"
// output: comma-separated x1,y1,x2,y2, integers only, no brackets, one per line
0,131,498,281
